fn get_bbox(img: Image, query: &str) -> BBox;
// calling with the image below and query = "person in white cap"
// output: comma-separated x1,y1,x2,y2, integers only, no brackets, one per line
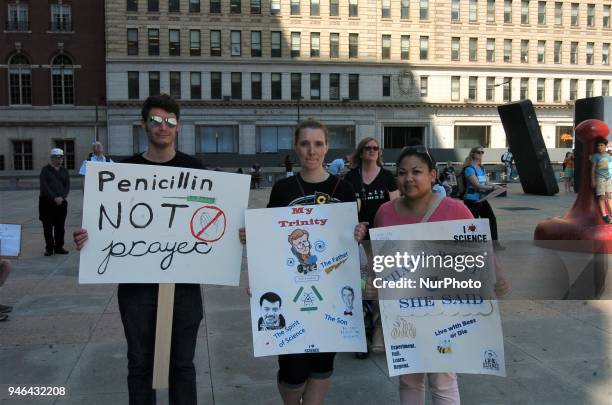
78,141,113,175
39,148,70,256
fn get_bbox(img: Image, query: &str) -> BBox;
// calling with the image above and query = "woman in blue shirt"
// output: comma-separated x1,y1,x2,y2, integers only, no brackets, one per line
462,146,504,241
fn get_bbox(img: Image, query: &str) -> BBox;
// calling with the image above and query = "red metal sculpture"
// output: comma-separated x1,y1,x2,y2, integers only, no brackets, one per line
534,119,612,253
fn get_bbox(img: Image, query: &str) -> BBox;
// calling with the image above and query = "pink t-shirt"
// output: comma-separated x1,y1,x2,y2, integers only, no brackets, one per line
374,197,474,228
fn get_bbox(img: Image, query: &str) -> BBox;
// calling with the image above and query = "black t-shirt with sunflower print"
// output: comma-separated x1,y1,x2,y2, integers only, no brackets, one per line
267,173,356,208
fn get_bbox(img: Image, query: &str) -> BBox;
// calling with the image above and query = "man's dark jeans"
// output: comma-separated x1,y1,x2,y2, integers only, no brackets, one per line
118,283,203,405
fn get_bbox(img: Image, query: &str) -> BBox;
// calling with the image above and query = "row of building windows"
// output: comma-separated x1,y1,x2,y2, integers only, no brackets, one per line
125,70,609,104
450,0,610,28
135,124,355,153
127,71,360,100
448,37,610,65
6,2,72,32
7,54,75,105
128,29,366,58
8,1,610,33
449,76,610,103
4,123,574,171
8,139,75,171
125,0,611,29
452,125,573,148
126,28,611,65
129,0,395,18
139,123,576,153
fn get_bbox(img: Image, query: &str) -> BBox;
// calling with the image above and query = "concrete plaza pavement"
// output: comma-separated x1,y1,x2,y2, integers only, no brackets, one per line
1,183,611,404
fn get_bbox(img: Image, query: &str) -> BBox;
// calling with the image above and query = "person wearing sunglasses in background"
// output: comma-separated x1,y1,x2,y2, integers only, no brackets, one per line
346,138,400,232
462,146,504,244
73,94,205,404
344,137,399,358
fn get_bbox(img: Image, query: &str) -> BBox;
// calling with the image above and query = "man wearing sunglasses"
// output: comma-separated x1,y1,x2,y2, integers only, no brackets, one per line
73,94,204,404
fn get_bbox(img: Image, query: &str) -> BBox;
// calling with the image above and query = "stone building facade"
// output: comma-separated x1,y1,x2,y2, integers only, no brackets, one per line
105,0,612,165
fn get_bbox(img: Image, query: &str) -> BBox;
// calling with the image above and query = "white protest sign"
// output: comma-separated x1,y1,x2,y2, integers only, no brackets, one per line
246,203,367,357
477,187,507,203
79,162,250,285
0,224,21,257
370,219,506,377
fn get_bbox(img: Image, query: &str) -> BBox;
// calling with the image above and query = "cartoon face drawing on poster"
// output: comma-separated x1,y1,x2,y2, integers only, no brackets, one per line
341,286,355,316
482,350,500,371
288,229,318,274
258,292,286,331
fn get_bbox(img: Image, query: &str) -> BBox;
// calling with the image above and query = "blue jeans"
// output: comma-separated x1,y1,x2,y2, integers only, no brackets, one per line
118,283,203,405
504,162,513,180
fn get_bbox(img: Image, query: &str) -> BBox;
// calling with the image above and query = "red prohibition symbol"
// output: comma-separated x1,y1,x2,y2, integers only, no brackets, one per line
190,205,227,243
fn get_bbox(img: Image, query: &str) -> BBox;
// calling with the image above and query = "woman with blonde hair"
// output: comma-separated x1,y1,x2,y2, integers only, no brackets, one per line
345,137,399,236
241,118,360,405
462,146,504,242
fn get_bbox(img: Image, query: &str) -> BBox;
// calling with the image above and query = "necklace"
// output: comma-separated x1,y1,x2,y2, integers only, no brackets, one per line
295,173,307,197
295,172,340,202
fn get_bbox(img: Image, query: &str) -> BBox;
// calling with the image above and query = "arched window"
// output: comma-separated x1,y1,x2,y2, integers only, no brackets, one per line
51,55,74,105
8,54,32,105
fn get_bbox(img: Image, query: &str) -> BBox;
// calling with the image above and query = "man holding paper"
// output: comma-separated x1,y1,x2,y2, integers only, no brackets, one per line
78,141,114,176
73,94,204,405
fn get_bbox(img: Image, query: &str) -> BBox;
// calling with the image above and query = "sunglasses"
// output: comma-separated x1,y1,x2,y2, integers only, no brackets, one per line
148,115,178,128
363,146,380,152
401,145,434,164
474,150,485,154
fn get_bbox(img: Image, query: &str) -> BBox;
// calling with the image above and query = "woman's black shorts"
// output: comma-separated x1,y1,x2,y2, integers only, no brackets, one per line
277,352,337,387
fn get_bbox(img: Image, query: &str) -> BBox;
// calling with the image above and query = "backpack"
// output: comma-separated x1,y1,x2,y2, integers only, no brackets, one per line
456,165,478,199
456,167,468,199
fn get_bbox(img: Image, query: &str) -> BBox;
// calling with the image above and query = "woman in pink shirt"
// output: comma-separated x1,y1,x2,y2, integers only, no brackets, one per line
375,144,466,405
354,143,509,405
374,145,473,228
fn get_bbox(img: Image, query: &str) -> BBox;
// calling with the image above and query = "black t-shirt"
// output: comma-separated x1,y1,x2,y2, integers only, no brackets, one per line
121,150,203,170
118,150,204,292
344,167,397,225
267,173,356,207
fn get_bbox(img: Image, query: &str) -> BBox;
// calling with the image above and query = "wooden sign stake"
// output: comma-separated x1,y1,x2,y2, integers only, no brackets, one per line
152,283,175,389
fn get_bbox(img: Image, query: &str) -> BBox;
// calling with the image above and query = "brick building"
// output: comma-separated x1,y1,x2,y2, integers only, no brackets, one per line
0,0,106,177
